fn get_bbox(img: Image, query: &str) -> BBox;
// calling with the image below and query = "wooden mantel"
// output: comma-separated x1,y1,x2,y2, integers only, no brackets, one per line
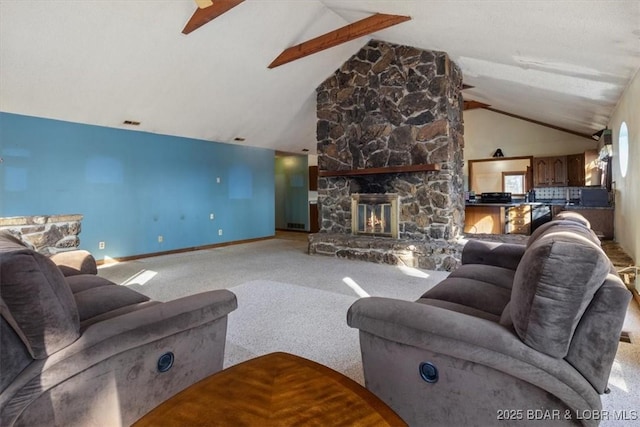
318,164,440,177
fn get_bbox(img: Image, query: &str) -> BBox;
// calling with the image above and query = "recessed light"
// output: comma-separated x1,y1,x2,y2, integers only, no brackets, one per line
123,120,141,126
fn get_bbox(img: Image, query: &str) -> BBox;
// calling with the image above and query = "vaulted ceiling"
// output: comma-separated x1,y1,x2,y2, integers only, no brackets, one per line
1,1,639,153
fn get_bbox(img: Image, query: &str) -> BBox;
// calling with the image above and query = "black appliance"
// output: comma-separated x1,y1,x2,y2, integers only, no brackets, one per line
531,204,552,232
480,192,512,203
581,188,609,207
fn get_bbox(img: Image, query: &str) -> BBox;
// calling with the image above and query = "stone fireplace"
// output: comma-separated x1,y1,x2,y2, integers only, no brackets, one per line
308,40,465,271
351,193,399,238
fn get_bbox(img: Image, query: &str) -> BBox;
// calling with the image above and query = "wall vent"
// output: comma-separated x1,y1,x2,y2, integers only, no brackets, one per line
287,223,305,230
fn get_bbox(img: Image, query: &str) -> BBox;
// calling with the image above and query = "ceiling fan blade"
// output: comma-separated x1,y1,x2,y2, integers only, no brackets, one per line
183,0,244,34
195,0,213,8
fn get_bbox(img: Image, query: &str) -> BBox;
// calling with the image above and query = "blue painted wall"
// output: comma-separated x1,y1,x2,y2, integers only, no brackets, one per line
0,112,275,259
274,155,309,231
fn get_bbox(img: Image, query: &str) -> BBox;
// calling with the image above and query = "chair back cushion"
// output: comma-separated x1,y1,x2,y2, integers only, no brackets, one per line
511,229,611,358
0,302,33,392
0,249,80,358
527,219,599,248
553,211,591,228
565,269,631,393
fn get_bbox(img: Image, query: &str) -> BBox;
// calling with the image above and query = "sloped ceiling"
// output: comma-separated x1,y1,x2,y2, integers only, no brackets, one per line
1,0,639,153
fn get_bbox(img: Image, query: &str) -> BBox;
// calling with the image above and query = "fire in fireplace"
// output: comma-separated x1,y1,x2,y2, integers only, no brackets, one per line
351,194,399,238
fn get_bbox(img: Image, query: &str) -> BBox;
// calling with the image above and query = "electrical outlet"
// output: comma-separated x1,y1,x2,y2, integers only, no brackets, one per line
158,235,163,243
210,213,215,220
216,177,221,184
98,241,105,250
218,229,223,236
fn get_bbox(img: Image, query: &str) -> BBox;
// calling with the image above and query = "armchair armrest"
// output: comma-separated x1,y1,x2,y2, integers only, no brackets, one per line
53,289,237,364
461,239,526,270
49,250,98,276
347,297,600,417
1,290,238,425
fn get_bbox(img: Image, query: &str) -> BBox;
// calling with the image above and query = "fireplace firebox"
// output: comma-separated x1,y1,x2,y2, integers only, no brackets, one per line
351,194,399,238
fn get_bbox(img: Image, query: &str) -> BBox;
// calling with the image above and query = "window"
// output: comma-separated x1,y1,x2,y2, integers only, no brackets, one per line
502,171,526,195
619,122,629,178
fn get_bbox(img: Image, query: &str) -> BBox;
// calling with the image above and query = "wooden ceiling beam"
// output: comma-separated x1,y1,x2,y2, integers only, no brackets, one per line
268,13,411,69
182,0,245,35
463,100,490,110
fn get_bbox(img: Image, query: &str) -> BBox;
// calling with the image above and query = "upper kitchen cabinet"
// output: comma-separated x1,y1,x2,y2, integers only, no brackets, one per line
567,150,598,186
533,156,567,187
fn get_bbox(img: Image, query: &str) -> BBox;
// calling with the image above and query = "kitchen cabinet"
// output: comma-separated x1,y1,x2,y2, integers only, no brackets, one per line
555,207,614,239
505,205,531,235
309,166,318,191
464,205,505,234
567,150,598,187
533,156,567,187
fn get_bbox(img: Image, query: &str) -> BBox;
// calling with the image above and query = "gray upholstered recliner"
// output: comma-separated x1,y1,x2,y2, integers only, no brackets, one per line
347,215,631,426
0,230,237,426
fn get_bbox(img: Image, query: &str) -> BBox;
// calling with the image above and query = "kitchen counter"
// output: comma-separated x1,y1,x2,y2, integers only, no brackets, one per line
563,205,614,210
535,199,613,209
465,201,544,208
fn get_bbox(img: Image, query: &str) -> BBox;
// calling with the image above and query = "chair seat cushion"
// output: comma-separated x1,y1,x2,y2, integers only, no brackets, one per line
448,264,515,290
416,298,501,322
420,277,511,317
74,285,150,321
66,274,117,294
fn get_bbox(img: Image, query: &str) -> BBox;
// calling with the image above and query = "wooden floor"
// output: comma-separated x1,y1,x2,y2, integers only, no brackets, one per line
602,240,636,268
601,240,638,305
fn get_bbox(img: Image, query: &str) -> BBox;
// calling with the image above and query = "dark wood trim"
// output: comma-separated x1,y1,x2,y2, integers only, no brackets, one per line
309,165,318,191
268,13,411,68
469,155,534,163
633,288,640,309
319,163,440,177
275,228,309,233
182,0,245,35
485,107,593,140
96,235,273,265
463,100,490,110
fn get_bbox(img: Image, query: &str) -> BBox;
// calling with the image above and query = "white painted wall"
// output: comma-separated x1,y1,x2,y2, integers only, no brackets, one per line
464,109,598,159
463,109,598,189
608,69,639,264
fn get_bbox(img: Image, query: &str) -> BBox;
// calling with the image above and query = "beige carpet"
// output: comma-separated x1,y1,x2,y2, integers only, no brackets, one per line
98,235,640,426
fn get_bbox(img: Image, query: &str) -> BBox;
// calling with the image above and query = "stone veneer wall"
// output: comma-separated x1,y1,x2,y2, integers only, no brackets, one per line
309,40,465,271
0,214,83,255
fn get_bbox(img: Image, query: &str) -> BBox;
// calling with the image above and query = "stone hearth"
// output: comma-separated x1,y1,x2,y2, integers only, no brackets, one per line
308,40,465,271
0,214,84,254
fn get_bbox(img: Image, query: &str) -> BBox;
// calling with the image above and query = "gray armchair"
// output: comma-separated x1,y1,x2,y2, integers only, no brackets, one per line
0,230,237,426
348,218,631,426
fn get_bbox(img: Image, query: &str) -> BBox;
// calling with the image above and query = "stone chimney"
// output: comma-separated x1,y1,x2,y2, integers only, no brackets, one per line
308,40,465,271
